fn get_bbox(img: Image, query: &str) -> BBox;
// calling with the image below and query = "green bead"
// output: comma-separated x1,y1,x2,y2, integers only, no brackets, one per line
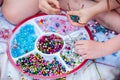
40,48,42,51
46,43,48,46
70,15,80,23
61,41,64,44
35,53,38,56
67,51,70,54
54,57,57,60
22,57,25,60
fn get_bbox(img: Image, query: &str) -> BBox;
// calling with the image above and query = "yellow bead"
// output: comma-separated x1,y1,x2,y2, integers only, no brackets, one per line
21,77,25,80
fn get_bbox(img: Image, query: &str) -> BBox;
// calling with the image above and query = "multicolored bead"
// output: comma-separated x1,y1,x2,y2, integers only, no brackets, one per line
37,34,64,54
16,53,67,76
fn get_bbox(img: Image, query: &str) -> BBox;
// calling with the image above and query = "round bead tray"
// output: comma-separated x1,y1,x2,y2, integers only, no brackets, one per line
7,14,92,79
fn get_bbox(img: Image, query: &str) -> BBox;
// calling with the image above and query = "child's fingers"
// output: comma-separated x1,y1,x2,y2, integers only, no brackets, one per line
49,0,60,9
39,8,49,14
67,11,86,26
40,5,54,14
75,40,86,45
43,2,57,11
78,21,86,26
66,14,81,26
78,18,87,26
67,11,87,26
67,11,80,15
39,2,60,12
71,21,81,26
81,55,88,59
41,1,60,14
77,49,86,55
75,45,85,50
41,8,49,14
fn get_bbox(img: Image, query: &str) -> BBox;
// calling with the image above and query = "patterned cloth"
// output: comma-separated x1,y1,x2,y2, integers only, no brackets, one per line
0,8,120,80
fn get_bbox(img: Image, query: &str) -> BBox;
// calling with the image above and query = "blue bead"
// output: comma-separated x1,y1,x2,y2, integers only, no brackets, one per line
112,52,117,56
55,23,60,27
11,24,37,58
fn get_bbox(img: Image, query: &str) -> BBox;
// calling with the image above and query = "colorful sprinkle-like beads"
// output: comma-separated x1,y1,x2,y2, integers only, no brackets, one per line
16,53,67,76
36,17,80,36
37,34,64,54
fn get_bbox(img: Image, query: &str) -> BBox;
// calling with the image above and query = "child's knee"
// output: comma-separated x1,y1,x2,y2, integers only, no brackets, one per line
2,5,22,24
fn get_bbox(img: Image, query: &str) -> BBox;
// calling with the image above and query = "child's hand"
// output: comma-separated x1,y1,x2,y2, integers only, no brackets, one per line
39,0,60,14
75,40,109,59
66,8,94,26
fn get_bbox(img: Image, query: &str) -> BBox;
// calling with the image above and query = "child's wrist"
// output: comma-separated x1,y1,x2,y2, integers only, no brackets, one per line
89,6,104,16
85,7,98,19
104,41,117,55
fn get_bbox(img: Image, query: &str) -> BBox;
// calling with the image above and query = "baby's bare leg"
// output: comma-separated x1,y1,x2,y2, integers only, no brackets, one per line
2,0,40,24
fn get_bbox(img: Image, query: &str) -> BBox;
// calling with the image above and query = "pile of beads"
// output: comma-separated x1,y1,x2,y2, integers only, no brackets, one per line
60,43,83,68
11,24,37,58
16,53,66,76
8,15,90,79
59,33,87,68
88,21,117,42
36,16,80,36
37,34,64,54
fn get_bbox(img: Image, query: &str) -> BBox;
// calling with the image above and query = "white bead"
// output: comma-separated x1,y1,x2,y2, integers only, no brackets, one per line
0,44,5,54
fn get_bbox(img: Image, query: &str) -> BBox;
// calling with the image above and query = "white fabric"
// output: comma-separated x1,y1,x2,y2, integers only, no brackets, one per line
0,7,120,80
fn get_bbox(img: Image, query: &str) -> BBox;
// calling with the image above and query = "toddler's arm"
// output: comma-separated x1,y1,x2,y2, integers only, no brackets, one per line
104,34,120,54
39,0,60,14
75,34,120,59
89,0,120,16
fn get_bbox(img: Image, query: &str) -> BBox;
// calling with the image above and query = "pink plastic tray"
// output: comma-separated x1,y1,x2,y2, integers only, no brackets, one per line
7,14,93,79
